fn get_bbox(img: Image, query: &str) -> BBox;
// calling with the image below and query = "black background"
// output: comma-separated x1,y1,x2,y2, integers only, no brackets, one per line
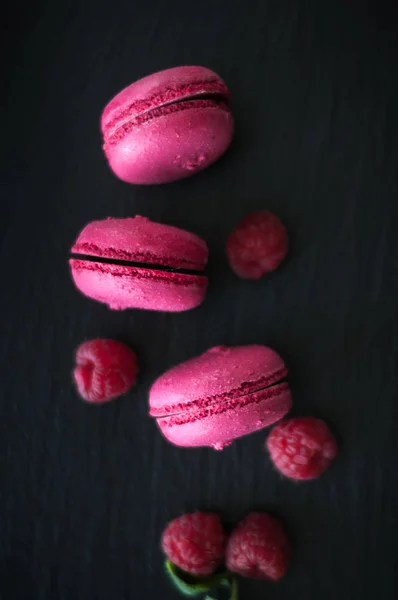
2,0,398,598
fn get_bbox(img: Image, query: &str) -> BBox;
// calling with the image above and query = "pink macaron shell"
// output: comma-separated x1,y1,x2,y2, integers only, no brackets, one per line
105,103,234,185
156,383,292,449
149,345,287,417
72,216,208,270
101,66,229,132
69,259,207,312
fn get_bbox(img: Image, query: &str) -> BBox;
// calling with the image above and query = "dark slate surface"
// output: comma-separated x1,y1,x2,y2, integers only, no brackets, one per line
2,1,398,598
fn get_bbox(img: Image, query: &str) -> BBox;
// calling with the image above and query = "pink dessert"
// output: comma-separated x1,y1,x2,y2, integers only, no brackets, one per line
101,66,234,184
149,345,292,449
69,216,208,312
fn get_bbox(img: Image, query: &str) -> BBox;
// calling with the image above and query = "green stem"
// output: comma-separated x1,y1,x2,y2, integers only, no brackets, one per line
204,576,238,600
165,560,238,600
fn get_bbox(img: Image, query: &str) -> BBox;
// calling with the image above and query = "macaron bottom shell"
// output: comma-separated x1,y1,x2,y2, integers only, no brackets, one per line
69,259,207,312
105,103,234,185
155,382,292,449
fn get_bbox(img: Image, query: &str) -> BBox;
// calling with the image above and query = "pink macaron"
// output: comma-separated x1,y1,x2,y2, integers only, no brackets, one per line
101,66,234,184
149,345,292,450
69,216,208,312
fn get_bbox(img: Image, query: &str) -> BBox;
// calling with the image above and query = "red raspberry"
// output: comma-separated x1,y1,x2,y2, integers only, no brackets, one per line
73,339,138,403
226,210,288,279
226,513,290,581
266,417,338,480
162,512,226,576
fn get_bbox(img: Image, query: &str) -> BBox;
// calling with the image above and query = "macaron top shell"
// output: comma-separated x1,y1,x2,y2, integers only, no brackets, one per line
101,66,230,138
71,216,208,270
149,345,287,417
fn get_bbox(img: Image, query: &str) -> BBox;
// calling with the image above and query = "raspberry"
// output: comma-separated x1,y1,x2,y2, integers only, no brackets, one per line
73,339,138,403
162,512,226,576
226,210,288,279
266,417,338,480
226,513,290,581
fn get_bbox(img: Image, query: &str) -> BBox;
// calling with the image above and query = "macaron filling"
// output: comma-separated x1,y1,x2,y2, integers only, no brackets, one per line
150,367,288,420
158,382,290,428
71,240,207,273
69,260,208,291
69,251,208,290
70,238,208,292
70,252,206,276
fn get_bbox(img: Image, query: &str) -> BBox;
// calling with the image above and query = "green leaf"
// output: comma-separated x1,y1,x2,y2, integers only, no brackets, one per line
165,560,231,597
